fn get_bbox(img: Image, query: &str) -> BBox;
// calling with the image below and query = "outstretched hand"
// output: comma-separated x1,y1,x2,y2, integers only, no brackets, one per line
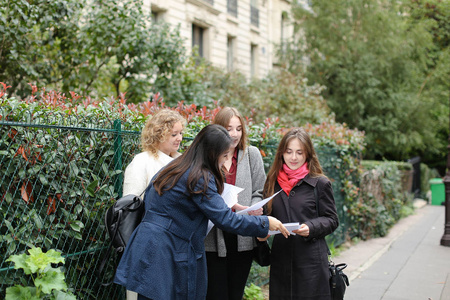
292,223,310,237
268,216,290,238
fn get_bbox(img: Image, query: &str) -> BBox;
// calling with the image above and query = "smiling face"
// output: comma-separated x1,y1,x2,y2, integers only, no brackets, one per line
283,138,306,170
227,116,243,150
158,121,183,156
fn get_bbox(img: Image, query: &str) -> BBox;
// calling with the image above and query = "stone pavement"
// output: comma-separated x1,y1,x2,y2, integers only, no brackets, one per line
335,202,450,300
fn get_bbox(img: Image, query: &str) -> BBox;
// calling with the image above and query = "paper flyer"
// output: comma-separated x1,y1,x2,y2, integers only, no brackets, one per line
268,222,301,235
207,184,244,235
236,190,282,215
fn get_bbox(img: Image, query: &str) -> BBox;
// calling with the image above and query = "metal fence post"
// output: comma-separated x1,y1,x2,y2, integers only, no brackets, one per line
113,119,123,198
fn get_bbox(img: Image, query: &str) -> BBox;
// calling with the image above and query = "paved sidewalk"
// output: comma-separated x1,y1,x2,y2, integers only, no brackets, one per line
335,203,450,300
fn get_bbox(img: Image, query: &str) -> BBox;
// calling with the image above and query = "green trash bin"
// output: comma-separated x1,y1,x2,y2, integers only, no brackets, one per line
429,178,445,205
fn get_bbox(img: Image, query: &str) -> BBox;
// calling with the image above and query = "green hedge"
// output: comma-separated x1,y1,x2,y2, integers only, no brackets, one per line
356,160,415,239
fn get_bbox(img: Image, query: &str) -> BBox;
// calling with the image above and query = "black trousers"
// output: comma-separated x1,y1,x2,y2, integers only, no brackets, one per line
206,233,254,300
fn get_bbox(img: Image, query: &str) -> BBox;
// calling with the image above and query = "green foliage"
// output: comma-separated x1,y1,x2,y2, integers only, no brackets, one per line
243,283,264,300
406,0,450,172
420,163,441,196
246,70,330,127
281,0,448,168
0,0,186,103
170,60,332,127
0,0,83,98
6,247,76,300
353,160,415,239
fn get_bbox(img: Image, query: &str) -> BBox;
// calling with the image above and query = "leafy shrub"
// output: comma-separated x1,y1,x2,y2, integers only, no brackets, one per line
243,283,264,300
355,160,415,239
6,247,76,300
420,163,441,196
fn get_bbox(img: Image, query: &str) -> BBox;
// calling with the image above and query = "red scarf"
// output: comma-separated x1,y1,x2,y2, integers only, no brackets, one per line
277,162,309,195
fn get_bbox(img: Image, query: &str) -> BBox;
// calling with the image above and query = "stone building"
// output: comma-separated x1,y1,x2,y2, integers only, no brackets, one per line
143,0,301,78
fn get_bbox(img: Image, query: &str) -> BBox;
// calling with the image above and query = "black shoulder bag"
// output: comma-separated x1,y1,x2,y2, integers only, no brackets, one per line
96,190,146,286
313,186,349,300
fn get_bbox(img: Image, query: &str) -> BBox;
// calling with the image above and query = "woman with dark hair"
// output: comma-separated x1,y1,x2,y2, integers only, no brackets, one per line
205,107,266,300
114,124,290,300
122,109,185,300
263,127,339,300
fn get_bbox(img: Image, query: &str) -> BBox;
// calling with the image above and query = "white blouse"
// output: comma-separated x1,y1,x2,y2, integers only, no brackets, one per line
122,150,179,196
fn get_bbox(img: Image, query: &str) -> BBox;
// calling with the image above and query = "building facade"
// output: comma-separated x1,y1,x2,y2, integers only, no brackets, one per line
144,0,297,78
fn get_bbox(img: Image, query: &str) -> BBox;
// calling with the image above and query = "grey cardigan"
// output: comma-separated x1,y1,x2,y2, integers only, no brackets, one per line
204,145,266,256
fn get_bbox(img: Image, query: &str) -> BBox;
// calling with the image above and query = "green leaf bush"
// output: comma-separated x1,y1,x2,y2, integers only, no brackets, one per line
6,247,76,300
357,160,415,239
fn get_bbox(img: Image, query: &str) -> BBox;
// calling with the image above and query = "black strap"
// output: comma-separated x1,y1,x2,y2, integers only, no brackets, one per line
96,208,125,286
313,185,331,256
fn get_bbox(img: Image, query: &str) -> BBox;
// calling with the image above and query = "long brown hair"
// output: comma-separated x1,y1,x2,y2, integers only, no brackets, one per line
263,128,324,214
152,124,232,197
213,107,247,150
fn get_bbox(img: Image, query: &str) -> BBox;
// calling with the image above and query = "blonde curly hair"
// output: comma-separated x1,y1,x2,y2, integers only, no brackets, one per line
141,109,186,158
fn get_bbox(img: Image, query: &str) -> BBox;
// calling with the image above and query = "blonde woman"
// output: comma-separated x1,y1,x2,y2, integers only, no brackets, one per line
122,109,185,197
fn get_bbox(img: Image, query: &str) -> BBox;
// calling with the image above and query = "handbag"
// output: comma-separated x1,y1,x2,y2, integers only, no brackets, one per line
313,187,349,299
97,190,146,286
253,238,271,266
329,260,349,300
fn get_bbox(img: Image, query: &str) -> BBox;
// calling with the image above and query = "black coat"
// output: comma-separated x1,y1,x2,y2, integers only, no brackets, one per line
268,174,339,300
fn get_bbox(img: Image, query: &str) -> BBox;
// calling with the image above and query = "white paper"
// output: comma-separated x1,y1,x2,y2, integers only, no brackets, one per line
268,222,301,235
221,183,243,208
236,190,282,215
206,184,244,235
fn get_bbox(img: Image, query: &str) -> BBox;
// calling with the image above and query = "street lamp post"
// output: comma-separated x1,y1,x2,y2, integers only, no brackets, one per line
441,102,450,246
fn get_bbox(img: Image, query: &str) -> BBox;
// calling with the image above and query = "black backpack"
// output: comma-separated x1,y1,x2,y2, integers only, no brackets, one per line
97,193,146,285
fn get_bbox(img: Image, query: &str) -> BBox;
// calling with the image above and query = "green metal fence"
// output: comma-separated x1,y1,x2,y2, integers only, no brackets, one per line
0,109,143,299
0,108,352,298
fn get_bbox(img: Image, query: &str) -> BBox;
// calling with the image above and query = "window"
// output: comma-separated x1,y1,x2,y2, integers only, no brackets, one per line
192,24,205,58
250,0,259,27
227,36,235,72
280,11,288,53
250,44,258,77
151,8,166,23
151,11,160,23
227,0,237,17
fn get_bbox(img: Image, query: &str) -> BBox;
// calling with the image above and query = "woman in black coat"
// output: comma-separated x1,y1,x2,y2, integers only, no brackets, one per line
263,127,339,300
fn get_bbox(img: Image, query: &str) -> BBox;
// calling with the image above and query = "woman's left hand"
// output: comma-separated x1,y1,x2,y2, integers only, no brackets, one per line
292,223,309,237
248,207,263,216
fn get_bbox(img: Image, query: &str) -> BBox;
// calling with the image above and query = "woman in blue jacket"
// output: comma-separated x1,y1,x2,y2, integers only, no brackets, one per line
114,124,289,300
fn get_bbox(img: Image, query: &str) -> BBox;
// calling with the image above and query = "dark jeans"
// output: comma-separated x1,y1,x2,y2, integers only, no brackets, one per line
206,233,254,300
